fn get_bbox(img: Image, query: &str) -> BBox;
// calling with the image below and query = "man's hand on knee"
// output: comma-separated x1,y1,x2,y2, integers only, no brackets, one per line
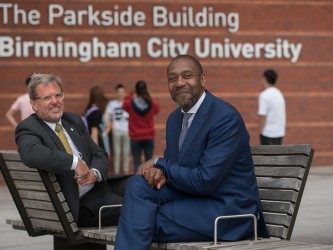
137,159,167,189
136,159,155,175
144,167,167,189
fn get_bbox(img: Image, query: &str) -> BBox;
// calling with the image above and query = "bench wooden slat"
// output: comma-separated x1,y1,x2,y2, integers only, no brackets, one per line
258,189,297,202
255,166,305,178
251,144,312,155
6,161,37,172
16,189,66,203
29,219,78,234
0,150,21,161
9,171,42,181
262,212,291,226
155,239,283,250
171,238,281,250
201,240,328,250
22,199,70,213
105,232,117,242
253,155,309,167
48,172,57,183
14,180,47,191
18,190,51,201
151,242,170,249
26,208,74,223
261,200,294,214
22,199,56,211
80,227,117,243
30,218,64,231
26,208,60,221
7,218,25,228
256,177,301,190
6,219,70,239
52,181,61,192
266,224,287,239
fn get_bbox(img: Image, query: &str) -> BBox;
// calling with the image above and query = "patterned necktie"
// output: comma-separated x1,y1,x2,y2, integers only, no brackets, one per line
55,124,73,155
179,113,192,150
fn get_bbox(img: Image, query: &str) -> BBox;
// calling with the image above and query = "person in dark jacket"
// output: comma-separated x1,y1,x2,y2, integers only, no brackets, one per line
15,74,128,227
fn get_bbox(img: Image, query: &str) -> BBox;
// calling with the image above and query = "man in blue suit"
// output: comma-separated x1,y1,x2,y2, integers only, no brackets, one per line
115,55,269,250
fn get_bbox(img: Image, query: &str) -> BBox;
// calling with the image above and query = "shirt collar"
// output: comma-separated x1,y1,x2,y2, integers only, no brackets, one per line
44,120,62,132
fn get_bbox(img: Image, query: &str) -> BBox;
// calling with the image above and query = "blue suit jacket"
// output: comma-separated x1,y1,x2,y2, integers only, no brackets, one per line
157,91,269,240
15,112,109,224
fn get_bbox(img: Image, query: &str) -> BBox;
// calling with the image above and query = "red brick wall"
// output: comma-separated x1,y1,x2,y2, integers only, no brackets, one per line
1,0,333,168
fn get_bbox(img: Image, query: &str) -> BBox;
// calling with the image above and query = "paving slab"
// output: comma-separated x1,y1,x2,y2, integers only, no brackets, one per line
291,166,333,245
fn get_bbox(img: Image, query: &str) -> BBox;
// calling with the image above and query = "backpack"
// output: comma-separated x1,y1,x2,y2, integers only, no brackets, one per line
82,106,99,130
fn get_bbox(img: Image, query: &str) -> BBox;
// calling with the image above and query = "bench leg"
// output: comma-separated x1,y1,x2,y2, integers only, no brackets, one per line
53,236,107,250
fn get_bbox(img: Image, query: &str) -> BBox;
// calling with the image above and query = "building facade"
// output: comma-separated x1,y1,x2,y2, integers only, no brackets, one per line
1,0,333,166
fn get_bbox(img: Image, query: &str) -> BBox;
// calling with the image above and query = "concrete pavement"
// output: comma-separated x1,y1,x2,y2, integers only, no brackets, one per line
290,166,333,245
0,166,332,249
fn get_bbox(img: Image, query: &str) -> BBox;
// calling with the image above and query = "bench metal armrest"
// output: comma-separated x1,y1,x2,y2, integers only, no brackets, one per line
98,204,122,230
214,214,257,245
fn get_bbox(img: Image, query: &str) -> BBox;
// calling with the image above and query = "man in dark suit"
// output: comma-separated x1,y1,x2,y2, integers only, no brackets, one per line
15,73,127,227
114,55,269,250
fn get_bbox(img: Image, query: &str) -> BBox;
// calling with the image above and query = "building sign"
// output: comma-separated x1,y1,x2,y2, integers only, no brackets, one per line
0,3,302,63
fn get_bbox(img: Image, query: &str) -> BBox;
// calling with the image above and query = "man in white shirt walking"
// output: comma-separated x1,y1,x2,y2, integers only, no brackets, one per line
258,69,286,145
104,84,130,174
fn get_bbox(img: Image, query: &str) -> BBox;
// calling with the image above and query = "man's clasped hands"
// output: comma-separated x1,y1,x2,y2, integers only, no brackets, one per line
136,159,167,190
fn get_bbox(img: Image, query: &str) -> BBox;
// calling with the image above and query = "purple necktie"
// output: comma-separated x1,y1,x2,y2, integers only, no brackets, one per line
179,113,192,150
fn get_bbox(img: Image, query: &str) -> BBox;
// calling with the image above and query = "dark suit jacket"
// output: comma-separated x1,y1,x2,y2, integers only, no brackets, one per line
157,91,269,240
15,112,109,224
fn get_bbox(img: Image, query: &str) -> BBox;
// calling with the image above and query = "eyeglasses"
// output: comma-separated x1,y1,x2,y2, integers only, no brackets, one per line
33,92,64,103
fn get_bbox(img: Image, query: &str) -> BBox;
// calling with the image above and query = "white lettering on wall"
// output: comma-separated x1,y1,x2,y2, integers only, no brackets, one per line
194,38,302,63
0,3,40,25
0,3,303,63
0,36,302,63
153,6,239,33
0,36,142,62
48,4,146,26
147,37,190,58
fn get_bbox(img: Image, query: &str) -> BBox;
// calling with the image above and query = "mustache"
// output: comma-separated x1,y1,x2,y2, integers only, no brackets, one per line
50,103,62,108
175,88,191,95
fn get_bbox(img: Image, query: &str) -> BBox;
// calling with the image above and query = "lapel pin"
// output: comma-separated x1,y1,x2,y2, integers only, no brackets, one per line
71,128,74,131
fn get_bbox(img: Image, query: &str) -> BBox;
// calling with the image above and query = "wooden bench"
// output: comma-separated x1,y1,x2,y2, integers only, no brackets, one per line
0,144,315,250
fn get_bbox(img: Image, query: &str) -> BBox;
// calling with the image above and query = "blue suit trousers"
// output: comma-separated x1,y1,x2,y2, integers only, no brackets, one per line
114,175,211,250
